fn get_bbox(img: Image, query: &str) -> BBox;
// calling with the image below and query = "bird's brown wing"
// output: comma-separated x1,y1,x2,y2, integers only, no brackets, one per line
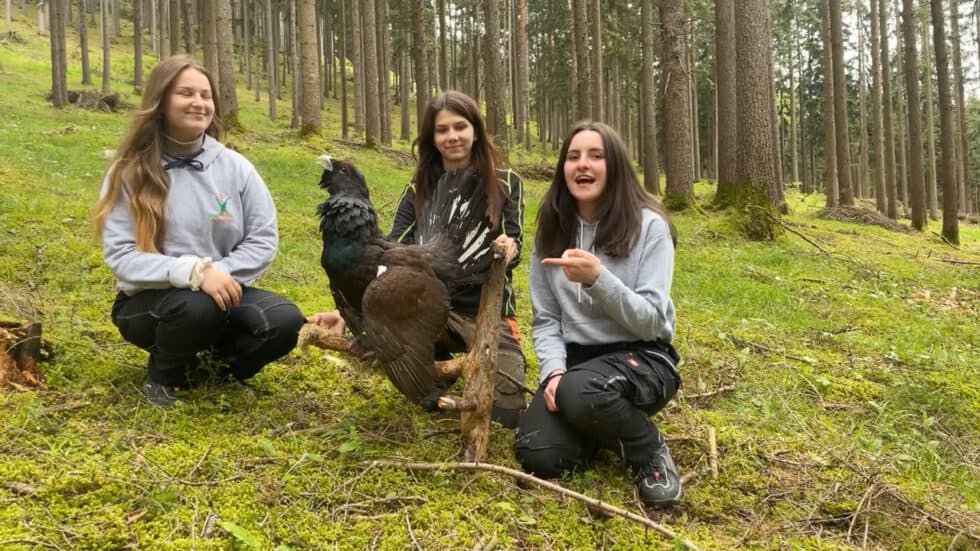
361,265,450,403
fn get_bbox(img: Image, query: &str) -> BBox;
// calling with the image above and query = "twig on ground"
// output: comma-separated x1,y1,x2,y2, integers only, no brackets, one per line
878,485,980,543
931,231,959,249
39,401,90,416
405,511,423,550
726,335,817,365
186,441,213,479
684,385,736,401
368,460,700,550
0,539,61,550
846,482,878,542
934,257,980,266
708,428,719,480
748,205,831,256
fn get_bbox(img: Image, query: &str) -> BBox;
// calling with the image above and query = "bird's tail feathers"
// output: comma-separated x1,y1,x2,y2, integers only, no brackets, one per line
417,169,496,285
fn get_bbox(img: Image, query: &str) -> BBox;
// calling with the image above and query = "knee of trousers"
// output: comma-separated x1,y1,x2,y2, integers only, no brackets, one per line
157,291,228,331
555,369,623,427
515,444,580,479
258,302,307,355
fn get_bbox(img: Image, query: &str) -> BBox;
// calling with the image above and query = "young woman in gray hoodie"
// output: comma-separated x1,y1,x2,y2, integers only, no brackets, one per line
94,56,305,408
515,121,682,508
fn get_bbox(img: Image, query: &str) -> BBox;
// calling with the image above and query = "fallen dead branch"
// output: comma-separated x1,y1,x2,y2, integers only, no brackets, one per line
933,256,980,266
726,335,817,365
683,384,736,401
367,459,701,550
708,428,719,480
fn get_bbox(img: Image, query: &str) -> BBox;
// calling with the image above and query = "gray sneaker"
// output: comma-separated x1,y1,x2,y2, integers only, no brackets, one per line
636,440,682,507
142,377,181,408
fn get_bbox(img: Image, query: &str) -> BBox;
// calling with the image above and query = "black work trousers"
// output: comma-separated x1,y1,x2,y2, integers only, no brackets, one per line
111,287,306,387
515,342,680,478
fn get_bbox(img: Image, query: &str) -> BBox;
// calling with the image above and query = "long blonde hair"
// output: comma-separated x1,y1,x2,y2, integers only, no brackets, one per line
94,55,221,252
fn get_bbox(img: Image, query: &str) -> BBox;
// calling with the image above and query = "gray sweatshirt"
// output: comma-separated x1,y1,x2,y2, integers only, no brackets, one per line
530,209,676,383
101,135,278,295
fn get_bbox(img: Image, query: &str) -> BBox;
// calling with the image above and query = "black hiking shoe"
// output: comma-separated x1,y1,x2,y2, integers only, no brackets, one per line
636,439,682,508
142,377,182,409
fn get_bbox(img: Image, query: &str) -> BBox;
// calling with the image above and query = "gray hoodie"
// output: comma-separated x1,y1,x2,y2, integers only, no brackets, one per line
101,135,278,295
530,209,676,383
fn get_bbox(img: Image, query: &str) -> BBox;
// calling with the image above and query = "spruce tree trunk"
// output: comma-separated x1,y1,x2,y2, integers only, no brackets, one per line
641,0,661,195
181,0,193,54
589,0,602,121
715,0,737,204
133,0,142,88
483,0,507,146
516,0,530,150
265,0,277,120
901,0,926,229
660,0,693,209
922,18,939,220
78,0,90,84
168,0,179,55
216,0,238,129
351,0,364,134
571,0,590,120
881,0,899,218
299,0,321,136
362,0,380,147
931,0,959,243
871,0,887,213
950,1,970,215
829,0,854,205
100,0,110,94
820,0,838,206
736,0,781,238
410,0,428,135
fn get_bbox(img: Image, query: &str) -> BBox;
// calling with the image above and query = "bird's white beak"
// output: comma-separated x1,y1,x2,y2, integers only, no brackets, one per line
317,154,334,171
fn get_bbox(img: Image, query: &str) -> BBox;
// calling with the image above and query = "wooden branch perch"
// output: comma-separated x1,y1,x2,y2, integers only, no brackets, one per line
366,460,701,551
454,243,508,462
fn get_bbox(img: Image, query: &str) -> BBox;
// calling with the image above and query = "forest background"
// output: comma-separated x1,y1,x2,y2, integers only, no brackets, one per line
1,0,979,549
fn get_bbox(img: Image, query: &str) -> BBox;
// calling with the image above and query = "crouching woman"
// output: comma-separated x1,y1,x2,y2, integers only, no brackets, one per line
94,55,305,408
515,121,683,508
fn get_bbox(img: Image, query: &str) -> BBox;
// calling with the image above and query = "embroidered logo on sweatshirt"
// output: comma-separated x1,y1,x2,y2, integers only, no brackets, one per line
209,193,234,223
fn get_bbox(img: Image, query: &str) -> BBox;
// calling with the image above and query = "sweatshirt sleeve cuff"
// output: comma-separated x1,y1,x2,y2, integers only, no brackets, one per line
168,255,200,288
538,358,567,384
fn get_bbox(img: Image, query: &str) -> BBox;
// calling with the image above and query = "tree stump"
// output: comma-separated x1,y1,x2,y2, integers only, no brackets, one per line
0,321,46,390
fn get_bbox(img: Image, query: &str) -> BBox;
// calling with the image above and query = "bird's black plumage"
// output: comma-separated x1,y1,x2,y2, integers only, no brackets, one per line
315,155,496,403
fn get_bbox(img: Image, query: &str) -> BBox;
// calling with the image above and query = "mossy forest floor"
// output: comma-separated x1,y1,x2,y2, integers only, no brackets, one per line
1,14,978,550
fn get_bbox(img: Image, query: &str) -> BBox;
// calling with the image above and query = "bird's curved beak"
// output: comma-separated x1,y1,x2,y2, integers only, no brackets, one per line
317,154,334,172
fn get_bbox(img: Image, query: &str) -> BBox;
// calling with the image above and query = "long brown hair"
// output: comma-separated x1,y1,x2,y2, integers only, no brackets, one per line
411,90,506,228
93,55,221,252
535,120,676,258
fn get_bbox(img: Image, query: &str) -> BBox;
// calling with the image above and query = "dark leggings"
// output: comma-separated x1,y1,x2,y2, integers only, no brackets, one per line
515,342,679,478
111,287,306,386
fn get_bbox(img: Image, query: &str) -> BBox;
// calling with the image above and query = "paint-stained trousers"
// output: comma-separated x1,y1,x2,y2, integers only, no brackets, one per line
111,287,306,387
515,341,680,478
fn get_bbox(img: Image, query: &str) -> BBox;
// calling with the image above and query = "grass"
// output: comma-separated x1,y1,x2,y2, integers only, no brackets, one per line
2,11,979,550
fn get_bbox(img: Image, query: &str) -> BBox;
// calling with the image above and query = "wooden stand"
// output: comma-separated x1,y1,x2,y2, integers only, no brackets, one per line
300,244,508,462
0,321,46,390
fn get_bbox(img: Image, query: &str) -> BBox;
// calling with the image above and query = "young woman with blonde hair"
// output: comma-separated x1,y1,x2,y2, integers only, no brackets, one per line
95,55,305,408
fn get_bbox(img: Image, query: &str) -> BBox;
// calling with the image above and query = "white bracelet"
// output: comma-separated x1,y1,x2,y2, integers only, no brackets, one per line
189,257,212,291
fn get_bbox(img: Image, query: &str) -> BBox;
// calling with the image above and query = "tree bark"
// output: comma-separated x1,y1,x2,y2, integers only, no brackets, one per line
351,0,364,134
483,0,507,146
901,0,926,229
78,0,90,84
829,0,854,205
265,0,277,120
216,0,239,129
922,15,939,220
181,0,193,54
949,0,970,215
437,0,447,90
571,0,590,120
203,0,218,87
736,0,781,236
641,0,661,195
659,0,693,208
871,0,887,213
715,0,736,203
49,0,67,107
820,0,838,206
589,0,602,121
168,0,179,55
931,0,959,243
100,0,110,94
362,0,380,146
411,0,429,135
516,0,530,149
881,0,898,218
133,0,142,89
298,0,321,136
